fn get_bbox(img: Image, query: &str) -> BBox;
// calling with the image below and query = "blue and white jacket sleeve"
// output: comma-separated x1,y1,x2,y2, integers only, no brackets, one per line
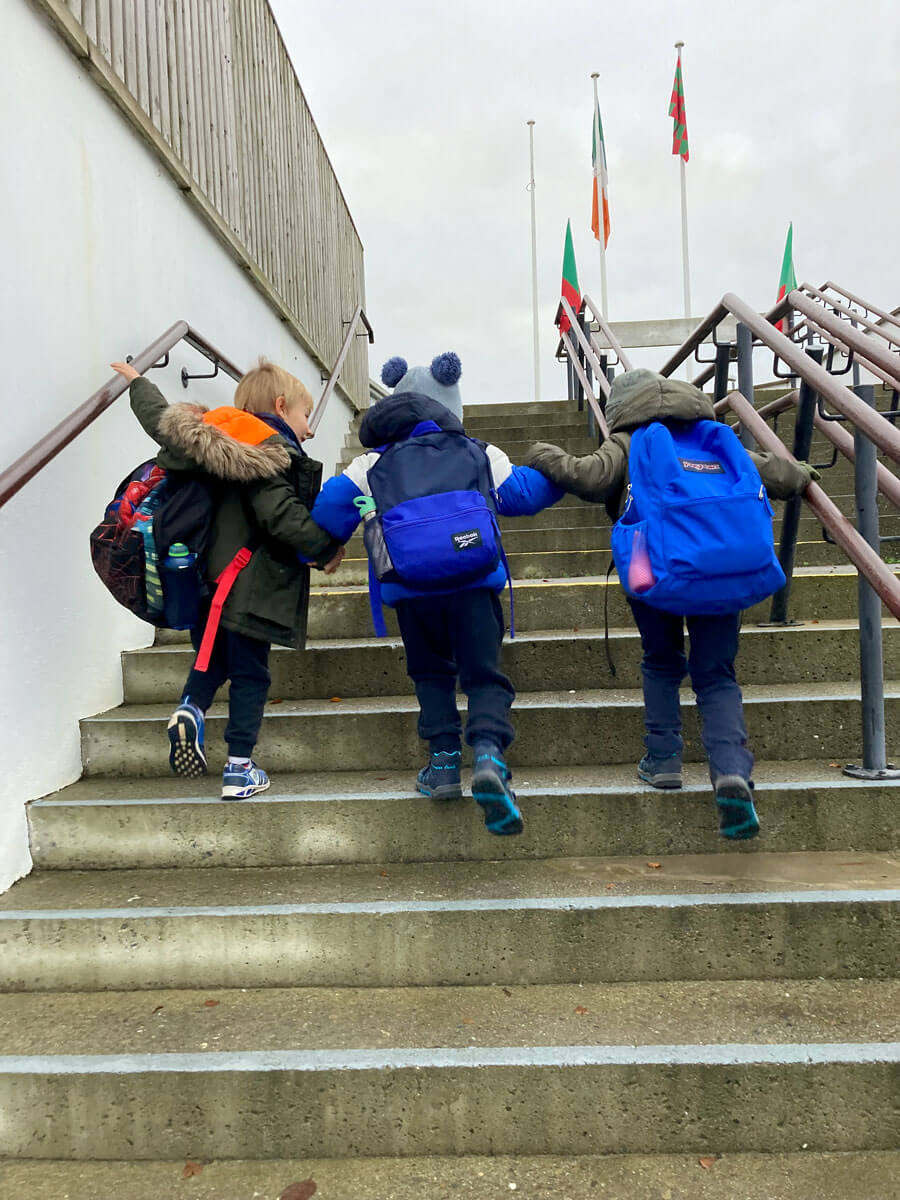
486,444,565,516
308,452,379,543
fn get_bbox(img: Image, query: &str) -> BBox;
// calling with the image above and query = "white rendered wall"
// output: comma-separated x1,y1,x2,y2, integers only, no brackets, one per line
0,2,355,892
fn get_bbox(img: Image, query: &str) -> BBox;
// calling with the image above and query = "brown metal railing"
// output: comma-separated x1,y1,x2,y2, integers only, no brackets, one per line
310,305,374,435
721,390,900,618
0,309,373,511
0,321,242,510
660,292,900,461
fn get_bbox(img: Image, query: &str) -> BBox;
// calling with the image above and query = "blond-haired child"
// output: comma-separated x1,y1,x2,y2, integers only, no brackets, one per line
111,357,343,798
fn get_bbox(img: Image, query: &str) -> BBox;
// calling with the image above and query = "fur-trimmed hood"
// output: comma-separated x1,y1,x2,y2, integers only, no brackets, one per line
158,403,292,482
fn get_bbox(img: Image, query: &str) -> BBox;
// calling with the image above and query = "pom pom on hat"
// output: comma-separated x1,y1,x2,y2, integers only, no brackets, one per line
381,356,408,388
430,351,461,387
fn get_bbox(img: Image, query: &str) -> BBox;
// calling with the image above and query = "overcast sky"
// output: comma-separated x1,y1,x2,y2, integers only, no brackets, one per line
269,0,899,405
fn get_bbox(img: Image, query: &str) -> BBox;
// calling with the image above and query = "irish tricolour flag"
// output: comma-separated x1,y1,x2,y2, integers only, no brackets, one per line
591,96,610,247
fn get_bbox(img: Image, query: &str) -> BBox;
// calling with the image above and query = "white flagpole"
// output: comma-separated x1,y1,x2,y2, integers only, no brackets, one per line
675,42,692,380
591,73,609,321
527,120,541,403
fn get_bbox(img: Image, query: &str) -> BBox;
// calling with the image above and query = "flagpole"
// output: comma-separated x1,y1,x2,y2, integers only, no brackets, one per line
527,120,541,403
591,73,609,322
675,41,692,380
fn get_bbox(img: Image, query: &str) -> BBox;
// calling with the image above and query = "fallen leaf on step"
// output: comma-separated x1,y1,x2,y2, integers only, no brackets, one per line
281,1180,317,1200
379,871,388,878
462,1018,475,1025
605,882,617,889
697,1156,717,1170
572,627,579,632
574,1005,589,1015
829,761,841,768
329,696,342,703
202,1000,220,1008
182,1161,203,1178
647,862,662,869
151,1005,164,1015
269,698,283,705
502,987,512,997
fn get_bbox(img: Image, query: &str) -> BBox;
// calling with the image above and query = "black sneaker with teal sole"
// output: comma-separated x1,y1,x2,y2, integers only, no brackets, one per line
471,745,522,836
715,775,760,840
167,699,207,778
416,750,463,801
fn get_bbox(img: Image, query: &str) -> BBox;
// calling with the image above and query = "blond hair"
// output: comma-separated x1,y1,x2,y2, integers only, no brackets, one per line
234,358,313,416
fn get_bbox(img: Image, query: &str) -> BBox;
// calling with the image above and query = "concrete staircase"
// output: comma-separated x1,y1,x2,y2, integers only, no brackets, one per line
1,395,898,1197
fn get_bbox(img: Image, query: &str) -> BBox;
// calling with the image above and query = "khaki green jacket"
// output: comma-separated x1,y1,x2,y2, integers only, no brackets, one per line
130,377,340,648
525,370,814,518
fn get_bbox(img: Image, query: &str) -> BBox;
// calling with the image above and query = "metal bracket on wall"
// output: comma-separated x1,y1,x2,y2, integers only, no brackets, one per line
126,353,169,371
181,360,220,388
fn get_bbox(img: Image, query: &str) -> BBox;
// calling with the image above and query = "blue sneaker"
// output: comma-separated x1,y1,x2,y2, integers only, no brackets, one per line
638,753,683,789
471,745,523,836
417,750,463,801
715,775,759,840
221,760,270,801
167,699,207,778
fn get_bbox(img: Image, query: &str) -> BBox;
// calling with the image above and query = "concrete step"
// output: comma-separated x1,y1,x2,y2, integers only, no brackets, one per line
0,851,896,990
0,981,896,1158
122,620,900,705
147,569,895,643
29,762,900,870
341,515,895,560
2,1152,897,1200
80,681,900,777
337,433,602,466
465,399,579,419
316,537,870,587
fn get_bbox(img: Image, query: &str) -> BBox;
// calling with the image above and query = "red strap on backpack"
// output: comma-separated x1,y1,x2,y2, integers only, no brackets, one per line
193,547,253,672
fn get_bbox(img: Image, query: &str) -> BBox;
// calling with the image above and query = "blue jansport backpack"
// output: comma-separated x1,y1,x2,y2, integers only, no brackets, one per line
360,422,511,634
611,419,785,615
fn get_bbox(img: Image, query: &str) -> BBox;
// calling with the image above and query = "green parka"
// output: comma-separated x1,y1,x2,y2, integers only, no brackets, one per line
129,376,341,648
524,369,815,517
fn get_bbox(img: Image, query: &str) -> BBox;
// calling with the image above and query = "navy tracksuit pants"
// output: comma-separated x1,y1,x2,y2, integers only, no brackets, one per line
628,598,753,782
182,607,271,759
395,588,515,753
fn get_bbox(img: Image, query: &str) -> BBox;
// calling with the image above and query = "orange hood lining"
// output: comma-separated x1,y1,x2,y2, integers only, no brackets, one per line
201,406,275,447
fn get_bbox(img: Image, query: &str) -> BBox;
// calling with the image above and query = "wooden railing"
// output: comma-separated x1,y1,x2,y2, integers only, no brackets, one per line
35,0,368,409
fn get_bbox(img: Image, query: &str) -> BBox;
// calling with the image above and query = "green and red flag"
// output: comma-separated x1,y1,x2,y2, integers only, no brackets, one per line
669,50,689,161
775,222,797,332
591,95,610,247
557,219,581,335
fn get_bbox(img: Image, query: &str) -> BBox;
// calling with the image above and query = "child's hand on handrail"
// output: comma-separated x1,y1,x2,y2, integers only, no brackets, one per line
111,361,141,382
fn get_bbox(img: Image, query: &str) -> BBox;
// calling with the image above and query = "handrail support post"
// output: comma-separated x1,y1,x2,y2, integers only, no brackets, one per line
713,342,732,404
844,384,899,779
768,347,822,624
735,323,754,448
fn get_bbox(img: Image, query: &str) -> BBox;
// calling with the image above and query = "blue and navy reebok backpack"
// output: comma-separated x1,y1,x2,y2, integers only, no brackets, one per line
365,424,504,592
611,419,785,615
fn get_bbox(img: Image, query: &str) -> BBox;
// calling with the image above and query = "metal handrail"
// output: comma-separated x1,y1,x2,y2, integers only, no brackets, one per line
0,321,243,511
309,305,375,435
789,291,900,390
0,307,374,510
721,391,900,618
662,293,900,461
580,295,635,372
719,388,900,510
799,283,900,350
559,297,611,438
819,282,900,337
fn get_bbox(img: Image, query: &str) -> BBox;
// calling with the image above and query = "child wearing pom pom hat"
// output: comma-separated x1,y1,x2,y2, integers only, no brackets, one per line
309,352,564,836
